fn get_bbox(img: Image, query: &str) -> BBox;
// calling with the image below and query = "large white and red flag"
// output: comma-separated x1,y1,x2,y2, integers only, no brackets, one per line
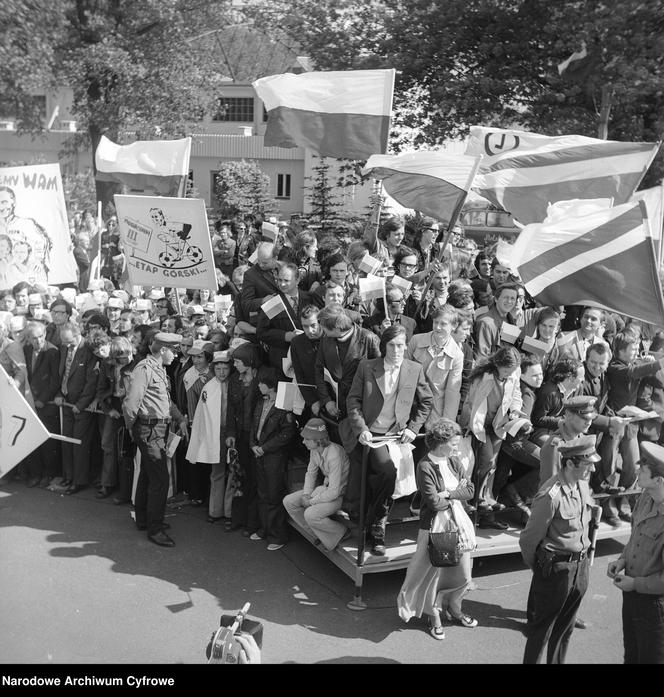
632,184,664,266
509,200,664,326
253,69,395,160
363,151,481,223
96,136,192,197
465,126,659,225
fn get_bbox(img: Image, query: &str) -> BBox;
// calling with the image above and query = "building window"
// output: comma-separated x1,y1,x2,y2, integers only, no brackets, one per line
276,173,291,199
213,97,254,122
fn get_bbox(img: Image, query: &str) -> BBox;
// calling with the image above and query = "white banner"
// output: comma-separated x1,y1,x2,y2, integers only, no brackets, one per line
114,195,217,290
0,365,50,477
0,163,77,287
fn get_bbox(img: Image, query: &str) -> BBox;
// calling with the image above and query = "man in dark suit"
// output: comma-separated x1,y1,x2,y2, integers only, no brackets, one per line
362,287,417,342
23,321,61,486
240,242,279,327
256,261,313,375
314,305,381,422
291,305,323,417
341,325,433,555
249,366,297,550
54,321,99,494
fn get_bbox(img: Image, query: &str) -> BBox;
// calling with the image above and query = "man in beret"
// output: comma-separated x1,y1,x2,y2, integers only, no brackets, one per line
520,435,602,664
123,332,188,547
283,418,351,551
538,396,598,486
608,441,664,663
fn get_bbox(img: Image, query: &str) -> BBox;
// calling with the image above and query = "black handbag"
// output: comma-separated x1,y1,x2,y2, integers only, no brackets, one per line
427,466,463,567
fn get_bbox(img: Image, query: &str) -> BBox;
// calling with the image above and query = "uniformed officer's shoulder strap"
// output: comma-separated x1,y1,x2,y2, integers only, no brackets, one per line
532,478,562,503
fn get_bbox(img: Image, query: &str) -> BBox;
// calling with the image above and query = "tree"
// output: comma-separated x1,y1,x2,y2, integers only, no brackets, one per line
248,0,664,186
0,1,237,198
214,159,277,220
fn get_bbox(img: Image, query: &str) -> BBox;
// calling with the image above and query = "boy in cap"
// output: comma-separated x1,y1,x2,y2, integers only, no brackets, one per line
283,418,351,551
186,350,235,524
123,332,188,547
608,441,664,663
520,434,602,664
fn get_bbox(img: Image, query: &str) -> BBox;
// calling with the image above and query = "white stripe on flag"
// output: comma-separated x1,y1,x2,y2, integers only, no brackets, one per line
390,275,412,294
359,275,385,300
476,151,654,189
96,135,191,176
363,152,479,191
524,229,643,296
358,254,383,275
253,70,395,115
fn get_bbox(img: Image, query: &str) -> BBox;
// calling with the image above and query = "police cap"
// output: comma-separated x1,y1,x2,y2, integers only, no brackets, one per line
639,441,664,478
151,332,181,351
558,434,601,463
564,395,598,417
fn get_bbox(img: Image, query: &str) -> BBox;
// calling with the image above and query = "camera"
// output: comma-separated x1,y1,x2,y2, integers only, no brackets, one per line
206,604,263,664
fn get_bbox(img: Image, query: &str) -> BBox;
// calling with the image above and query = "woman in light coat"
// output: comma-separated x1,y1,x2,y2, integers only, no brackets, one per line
397,419,477,640
459,346,522,529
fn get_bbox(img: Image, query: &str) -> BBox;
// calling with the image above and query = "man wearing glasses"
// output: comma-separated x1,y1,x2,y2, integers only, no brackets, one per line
45,299,73,348
363,287,416,342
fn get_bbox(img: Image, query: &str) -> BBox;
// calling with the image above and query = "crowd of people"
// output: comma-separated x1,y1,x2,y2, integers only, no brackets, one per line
1,207,663,664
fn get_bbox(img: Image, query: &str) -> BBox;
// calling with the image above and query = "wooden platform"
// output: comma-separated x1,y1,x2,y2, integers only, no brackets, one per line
287,505,633,609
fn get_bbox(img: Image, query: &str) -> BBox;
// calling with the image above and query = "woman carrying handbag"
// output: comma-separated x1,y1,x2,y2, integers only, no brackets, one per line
397,419,477,640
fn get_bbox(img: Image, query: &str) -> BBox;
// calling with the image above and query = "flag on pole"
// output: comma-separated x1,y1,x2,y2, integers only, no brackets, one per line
509,200,664,326
359,275,386,302
95,135,192,197
389,275,412,294
253,69,395,160
358,254,383,275
262,221,279,241
465,126,660,225
261,294,288,320
0,365,50,477
522,335,550,359
632,184,664,267
276,381,305,415
323,367,338,407
363,151,482,223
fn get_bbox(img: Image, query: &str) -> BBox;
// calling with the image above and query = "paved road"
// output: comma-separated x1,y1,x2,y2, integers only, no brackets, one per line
0,481,628,664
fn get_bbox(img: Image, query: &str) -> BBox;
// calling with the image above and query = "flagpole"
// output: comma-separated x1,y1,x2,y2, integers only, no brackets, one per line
414,155,483,318
95,200,103,283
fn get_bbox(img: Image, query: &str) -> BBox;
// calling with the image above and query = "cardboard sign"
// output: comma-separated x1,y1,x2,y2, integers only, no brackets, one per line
114,195,217,290
0,163,77,286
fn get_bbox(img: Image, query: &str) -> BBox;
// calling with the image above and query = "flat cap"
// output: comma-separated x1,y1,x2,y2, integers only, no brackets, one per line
564,395,598,417
188,339,214,356
151,332,181,350
558,434,601,462
212,350,232,363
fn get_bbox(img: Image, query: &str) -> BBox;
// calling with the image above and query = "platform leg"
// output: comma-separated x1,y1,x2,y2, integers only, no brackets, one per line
347,578,367,611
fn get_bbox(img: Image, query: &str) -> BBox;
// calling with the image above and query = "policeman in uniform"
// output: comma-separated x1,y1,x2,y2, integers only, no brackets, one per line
519,435,602,664
123,332,188,547
538,395,598,486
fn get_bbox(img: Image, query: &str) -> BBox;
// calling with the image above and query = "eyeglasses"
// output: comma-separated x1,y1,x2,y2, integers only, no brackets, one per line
400,262,418,269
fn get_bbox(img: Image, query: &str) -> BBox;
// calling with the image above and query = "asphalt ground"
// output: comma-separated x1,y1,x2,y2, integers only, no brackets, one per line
0,480,628,665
